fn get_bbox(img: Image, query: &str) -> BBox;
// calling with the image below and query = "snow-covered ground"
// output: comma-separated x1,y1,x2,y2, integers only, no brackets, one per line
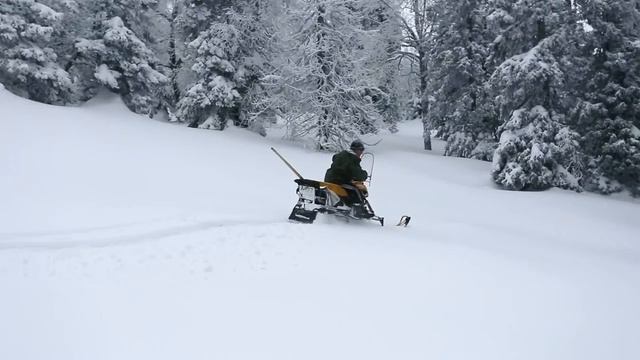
1,85,639,360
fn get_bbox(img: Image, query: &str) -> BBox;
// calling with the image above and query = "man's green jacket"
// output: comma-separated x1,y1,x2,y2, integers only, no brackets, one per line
324,150,368,185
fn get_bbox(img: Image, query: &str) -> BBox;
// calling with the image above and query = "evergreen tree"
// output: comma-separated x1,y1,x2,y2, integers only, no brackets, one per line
492,106,583,191
490,0,584,191
572,0,640,195
68,0,168,116
177,0,234,42
0,0,73,104
175,0,272,131
232,1,276,134
428,0,497,160
175,18,242,129
164,2,181,114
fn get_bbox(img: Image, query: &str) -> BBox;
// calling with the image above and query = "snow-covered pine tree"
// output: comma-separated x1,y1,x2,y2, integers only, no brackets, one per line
161,1,181,115
68,0,168,116
223,0,274,132
427,0,497,160
175,0,272,131
571,0,640,196
492,106,583,191
176,0,234,42
0,0,73,104
42,0,82,88
490,0,584,191
175,17,241,129
172,0,235,110
270,0,381,151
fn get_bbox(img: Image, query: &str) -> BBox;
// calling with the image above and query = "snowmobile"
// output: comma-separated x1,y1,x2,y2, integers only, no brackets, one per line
271,147,410,227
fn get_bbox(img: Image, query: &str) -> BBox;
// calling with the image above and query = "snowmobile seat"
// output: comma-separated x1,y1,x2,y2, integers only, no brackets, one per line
321,182,349,198
294,178,322,188
294,179,349,198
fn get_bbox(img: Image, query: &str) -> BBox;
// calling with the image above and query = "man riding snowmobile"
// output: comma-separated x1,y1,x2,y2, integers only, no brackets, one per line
324,140,372,216
324,140,367,184
272,144,410,226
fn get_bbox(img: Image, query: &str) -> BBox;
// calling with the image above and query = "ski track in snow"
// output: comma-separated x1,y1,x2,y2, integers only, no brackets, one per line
0,220,155,238
0,217,286,250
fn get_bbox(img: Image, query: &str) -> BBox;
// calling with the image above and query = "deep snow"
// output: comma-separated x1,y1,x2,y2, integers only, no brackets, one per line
1,86,639,360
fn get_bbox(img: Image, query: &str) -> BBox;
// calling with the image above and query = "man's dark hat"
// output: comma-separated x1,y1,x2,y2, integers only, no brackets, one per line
350,140,365,151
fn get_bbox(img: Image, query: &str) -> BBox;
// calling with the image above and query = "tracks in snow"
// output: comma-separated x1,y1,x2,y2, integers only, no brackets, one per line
0,217,285,251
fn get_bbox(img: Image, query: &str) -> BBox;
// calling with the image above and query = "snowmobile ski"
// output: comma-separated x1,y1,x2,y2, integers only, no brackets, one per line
396,215,411,227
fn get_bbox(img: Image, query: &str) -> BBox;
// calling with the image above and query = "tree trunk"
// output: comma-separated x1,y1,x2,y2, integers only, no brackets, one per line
316,3,330,150
423,118,432,150
419,49,432,150
168,6,180,107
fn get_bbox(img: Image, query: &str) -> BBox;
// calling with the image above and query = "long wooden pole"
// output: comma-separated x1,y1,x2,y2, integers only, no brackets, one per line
271,147,304,179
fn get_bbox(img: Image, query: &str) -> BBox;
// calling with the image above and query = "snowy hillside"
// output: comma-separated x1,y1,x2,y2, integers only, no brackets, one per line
1,86,639,360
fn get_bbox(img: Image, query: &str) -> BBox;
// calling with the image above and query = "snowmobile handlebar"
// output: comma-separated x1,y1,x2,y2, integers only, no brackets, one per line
362,152,375,185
